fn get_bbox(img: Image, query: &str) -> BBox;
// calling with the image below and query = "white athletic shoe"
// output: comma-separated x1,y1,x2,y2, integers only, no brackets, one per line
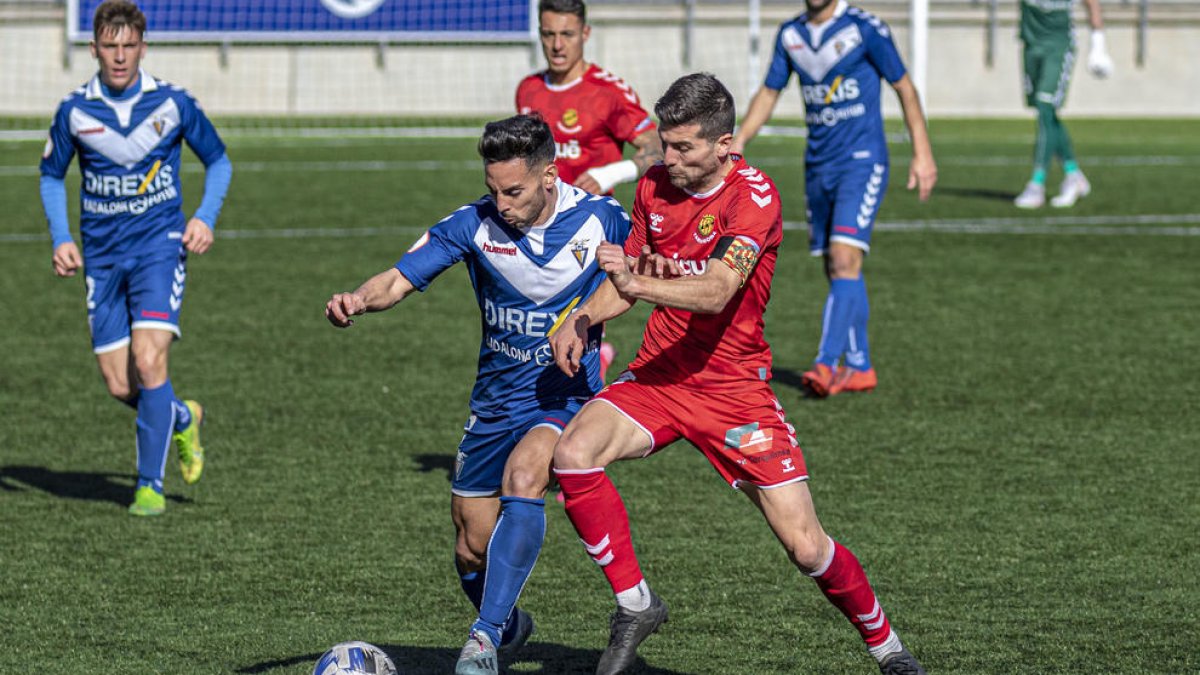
1051,171,1092,208
1014,181,1045,209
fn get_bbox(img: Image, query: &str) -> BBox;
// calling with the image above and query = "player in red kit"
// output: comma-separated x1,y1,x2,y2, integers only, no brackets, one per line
518,0,662,195
519,0,663,381
548,74,927,675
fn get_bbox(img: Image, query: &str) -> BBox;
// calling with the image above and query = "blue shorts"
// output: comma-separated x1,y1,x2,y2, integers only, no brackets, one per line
453,400,584,497
805,161,889,256
86,248,187,354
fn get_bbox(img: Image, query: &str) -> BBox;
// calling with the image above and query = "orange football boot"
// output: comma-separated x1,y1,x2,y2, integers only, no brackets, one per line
829,367,877,394
800,363,838,398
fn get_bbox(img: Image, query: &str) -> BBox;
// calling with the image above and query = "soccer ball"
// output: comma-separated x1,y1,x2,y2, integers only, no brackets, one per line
312,641,398,675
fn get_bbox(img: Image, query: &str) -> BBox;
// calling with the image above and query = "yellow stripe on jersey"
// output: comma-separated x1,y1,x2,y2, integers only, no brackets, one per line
824,76,844,105
136,159,162,195
547,296,582,337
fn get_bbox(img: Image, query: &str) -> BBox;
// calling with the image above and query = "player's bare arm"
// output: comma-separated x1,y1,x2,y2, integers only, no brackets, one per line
608,251,742,315
629,244,681,279
182,217,214,255
575,129,663,194
325,267,416,328
52,241,83,277
730,87,782,156
550,271,634,377
891,75,937,202
630,129,664,175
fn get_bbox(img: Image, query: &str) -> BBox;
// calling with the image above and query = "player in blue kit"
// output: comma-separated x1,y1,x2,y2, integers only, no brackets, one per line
39,0,231,516
732,0,937,397
324,115,630,675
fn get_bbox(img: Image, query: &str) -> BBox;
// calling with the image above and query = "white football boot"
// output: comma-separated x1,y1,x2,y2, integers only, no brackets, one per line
1051,171,1092,207
1014,181,1046,209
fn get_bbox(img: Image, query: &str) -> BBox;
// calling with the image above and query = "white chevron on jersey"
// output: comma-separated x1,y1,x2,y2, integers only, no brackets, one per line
474,212,606,306
69,98,180,170
782,23,863,81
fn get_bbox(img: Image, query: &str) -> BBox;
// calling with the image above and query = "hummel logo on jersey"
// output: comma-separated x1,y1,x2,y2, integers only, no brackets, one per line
648,213,664,232
482,241,518,256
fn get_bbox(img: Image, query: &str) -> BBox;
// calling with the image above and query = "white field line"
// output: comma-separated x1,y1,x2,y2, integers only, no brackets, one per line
3,152,1198,178
4,214,1200,244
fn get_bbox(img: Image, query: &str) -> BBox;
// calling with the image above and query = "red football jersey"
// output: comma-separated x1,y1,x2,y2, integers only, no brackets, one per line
516,63,655,186
624,156,784,385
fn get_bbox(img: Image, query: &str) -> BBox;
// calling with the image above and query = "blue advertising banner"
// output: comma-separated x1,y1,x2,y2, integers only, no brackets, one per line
69,0,533,42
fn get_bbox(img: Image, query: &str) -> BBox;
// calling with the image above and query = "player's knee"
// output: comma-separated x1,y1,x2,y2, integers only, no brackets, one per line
503,467,549,500
783,527,830,574
130,346,168,386
826,251,862,279
553,425,604,470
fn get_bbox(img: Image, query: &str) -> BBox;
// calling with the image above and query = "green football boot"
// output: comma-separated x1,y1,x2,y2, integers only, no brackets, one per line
174,400,205,484
128,485,165,516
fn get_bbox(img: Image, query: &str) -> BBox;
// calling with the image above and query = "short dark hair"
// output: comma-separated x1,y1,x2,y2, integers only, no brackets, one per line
538,0,587,23
654,73,736,142
478,114,557,171
93,0,146,40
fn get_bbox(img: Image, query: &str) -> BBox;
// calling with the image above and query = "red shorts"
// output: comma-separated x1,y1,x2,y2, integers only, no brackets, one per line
593,371,808,489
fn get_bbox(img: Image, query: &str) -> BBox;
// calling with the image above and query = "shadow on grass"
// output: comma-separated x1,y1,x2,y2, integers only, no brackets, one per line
771,367,825,399
238,642,690,674
412,453,455,482
935,185,1019,202
0,465,191,507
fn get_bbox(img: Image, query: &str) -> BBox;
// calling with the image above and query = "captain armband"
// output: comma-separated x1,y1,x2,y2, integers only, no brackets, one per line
710,235,762,287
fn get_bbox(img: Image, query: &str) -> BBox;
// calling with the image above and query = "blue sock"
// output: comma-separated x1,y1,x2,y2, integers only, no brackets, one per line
173,399,192,432
815,279,856,367
471,496,545,648
844,275,872,371
457,561,485,612
135,381,177,493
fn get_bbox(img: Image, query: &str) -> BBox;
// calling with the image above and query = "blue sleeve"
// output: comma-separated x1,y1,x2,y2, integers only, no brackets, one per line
178,91,227,166
602,199,631,247
192,153,231,228
763,25,794,91
394,210,473,291
40,174,72,248
39,103,76,180
863,20,907,84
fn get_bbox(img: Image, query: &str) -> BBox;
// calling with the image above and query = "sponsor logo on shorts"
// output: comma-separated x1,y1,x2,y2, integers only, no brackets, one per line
141,310,170,320
724,422,775,455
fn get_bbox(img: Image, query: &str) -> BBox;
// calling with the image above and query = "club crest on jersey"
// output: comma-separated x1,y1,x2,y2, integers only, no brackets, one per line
569,238,590,268
693,214,717,244
557,109,582,134
152,117,167,137
648,213,664,233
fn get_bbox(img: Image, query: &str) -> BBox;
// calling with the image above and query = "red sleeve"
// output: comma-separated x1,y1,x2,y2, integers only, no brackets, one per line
600,75,656,144
623,176,650,257
715,173,782,284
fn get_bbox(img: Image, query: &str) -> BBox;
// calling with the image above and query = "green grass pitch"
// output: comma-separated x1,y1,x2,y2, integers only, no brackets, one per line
0,118,1197,673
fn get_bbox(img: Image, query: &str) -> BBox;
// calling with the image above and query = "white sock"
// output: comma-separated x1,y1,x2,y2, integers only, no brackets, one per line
867,629,904,663
614,579,651,612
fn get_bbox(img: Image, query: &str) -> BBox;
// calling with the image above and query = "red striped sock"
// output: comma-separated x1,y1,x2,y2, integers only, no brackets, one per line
554,467,644,594
810,539,892,647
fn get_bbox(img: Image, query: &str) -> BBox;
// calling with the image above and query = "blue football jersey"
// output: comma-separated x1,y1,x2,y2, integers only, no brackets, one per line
396,181,630,418
39,69,226,265
764,2,906,169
